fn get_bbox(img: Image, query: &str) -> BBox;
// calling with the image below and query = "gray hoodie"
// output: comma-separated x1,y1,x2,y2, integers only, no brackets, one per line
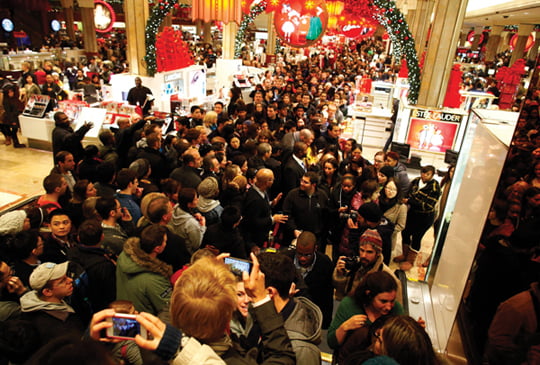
284,296,322,365
170,205,206,254
20,290,75,324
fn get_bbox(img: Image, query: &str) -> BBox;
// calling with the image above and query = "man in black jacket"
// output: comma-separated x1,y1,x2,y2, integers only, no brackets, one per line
52,111,93,163
68,219,116,313
241,169,287,252
282,171,328,246
284,231,334,329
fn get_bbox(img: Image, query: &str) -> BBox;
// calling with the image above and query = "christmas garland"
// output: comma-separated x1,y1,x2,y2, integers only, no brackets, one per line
234,1,268,58
371,0,420,104
144,1,188,76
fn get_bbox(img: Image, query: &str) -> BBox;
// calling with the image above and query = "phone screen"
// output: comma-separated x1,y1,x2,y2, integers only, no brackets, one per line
111,316,140,339
224,257,252,275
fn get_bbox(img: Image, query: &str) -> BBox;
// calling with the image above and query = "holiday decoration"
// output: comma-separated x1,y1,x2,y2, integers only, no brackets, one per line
94,0,116,33
144,0,191,76
192,0,242,24
371,0,420,104
496,59,527,110
274,0,328,48
155,26,195,72
443,64,463,109
234,0,267,58
509,32,535,52
235,0,420,103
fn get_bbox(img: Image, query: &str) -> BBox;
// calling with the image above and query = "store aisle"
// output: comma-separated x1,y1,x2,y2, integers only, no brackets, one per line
0,134,52,210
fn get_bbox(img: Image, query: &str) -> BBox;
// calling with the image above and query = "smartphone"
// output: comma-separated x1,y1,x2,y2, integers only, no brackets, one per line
224,257,252,274
106,314,147,340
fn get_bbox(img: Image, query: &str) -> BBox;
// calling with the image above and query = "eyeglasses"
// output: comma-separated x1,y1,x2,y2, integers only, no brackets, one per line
296,252,314,258
374,331,382,343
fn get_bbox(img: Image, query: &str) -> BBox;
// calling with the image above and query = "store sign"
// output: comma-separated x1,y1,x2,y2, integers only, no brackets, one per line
274,0,328,48
406,108,463,152
94,0,116,33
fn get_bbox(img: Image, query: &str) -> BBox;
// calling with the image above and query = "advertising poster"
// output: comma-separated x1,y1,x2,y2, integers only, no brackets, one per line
406,109,462,152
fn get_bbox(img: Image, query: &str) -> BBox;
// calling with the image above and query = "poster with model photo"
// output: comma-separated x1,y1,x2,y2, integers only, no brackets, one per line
406,108,463,152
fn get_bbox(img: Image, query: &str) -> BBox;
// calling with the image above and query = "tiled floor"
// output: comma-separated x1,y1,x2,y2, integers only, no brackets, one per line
0,133,52,210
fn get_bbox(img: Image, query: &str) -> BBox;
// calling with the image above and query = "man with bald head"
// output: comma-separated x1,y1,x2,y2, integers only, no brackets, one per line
284,231,334,328
127,77,153,116
241,168,287,252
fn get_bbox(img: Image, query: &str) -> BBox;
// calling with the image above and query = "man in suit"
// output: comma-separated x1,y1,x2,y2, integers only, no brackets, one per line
241,169,287,252
282,141,308,196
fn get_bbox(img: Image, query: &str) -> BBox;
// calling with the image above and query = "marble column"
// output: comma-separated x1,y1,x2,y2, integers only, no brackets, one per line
196,20,203,41
417,0,467,107
510,24,534,66
203,22,213,44
123,0,150,76
78,0,98,53
484,25,504,62
411,0,436,56
59,0,75,42
497,31,510,54
222,22,238,59
266,14,276,55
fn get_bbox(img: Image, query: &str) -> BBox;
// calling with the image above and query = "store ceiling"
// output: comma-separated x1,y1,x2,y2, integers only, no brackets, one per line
463,0,540,28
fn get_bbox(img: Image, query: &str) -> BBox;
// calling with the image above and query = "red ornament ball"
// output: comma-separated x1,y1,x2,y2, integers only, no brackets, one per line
395,30,400,34
404,36,409,40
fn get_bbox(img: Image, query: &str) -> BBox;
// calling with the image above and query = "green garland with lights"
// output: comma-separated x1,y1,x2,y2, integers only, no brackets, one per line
234,1,267,58
371,0,419,104
144,1,189,76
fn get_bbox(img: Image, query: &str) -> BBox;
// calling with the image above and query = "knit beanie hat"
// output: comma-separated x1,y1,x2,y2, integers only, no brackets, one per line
0,210,27,236
359,229,383,252
198,177,219,199
379,165,395,179
358,202,382,223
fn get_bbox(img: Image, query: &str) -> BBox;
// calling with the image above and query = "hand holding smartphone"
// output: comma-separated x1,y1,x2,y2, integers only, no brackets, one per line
106,313,148,340
224,257,252,275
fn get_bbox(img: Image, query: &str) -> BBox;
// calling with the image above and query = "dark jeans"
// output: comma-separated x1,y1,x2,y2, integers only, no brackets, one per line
401,210,435,251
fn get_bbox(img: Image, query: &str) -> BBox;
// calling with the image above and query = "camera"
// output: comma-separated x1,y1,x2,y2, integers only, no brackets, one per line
339,210,358,220
343,256,361,271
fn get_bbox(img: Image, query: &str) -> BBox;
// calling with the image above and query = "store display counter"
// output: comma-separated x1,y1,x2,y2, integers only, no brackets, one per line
19,115,99,151
346,107,393,148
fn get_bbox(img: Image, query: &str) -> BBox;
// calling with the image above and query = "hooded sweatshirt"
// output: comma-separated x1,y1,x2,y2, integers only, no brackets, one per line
283,296,322,365
170,205,206,254
116,237,172,315
20,290,84,345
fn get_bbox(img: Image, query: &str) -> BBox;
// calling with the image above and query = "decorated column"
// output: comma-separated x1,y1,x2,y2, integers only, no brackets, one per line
417,0,467,107
510,24,534,66
529,30,540,62
470,27,482,51
60,0,75,42
78,0,98,53
124,0,150,76
484,25,503,62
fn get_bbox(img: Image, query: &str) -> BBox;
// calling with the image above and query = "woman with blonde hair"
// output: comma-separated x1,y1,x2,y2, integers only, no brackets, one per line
203,111,218,136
